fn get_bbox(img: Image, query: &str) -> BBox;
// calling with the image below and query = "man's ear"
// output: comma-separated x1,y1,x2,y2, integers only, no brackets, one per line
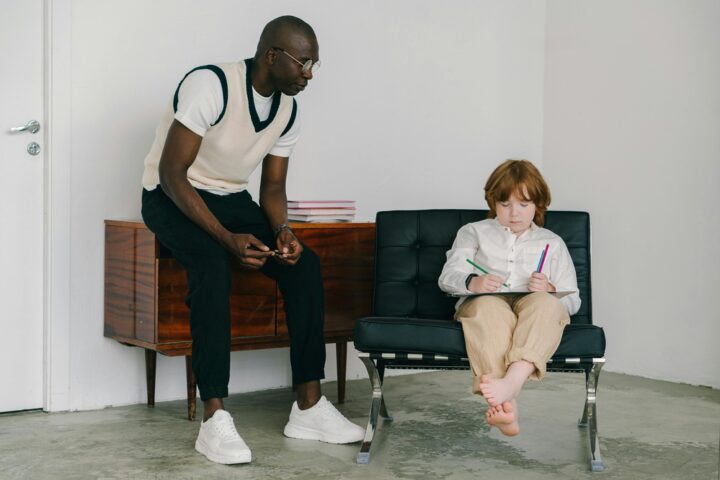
265,48,278,65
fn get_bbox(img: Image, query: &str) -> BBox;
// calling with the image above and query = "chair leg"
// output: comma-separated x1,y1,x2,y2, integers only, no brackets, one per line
578,368,590,427
336,341,347,403
145,349,156,408
578,361,605,472
376,360,392,421
185,355,197,421
357,356,387,464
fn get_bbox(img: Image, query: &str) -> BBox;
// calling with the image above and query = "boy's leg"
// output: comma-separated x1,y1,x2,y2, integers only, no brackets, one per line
509,292,570,380
479,292,568,410
456,296,522,436
455,296,515,394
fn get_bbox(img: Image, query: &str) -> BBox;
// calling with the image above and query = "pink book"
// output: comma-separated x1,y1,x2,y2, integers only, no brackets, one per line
288,208,356,215
287,200,356,209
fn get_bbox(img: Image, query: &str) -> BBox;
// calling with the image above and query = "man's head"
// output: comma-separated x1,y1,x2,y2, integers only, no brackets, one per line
254,16,319,96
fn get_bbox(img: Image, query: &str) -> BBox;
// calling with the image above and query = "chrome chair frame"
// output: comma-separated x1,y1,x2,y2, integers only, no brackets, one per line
356,352,605,471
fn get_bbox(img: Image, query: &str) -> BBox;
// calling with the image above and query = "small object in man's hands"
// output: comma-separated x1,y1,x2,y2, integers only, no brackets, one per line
246,244,272,253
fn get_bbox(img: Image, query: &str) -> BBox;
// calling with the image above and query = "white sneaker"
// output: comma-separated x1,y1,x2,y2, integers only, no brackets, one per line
283,396,365,444
195,410,252,464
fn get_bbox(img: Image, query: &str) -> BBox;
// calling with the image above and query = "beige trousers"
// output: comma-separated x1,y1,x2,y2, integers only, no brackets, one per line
455,292,570,394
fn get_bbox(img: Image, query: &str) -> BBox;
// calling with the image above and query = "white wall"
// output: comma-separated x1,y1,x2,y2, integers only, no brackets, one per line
543,1,720,388
49,0,547,410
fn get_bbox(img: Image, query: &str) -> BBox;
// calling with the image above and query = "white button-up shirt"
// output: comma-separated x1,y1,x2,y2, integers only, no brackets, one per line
438,218,581,315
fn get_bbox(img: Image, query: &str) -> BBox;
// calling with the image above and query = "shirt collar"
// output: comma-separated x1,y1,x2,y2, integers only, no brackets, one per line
244,58,281,132
490,218,539,237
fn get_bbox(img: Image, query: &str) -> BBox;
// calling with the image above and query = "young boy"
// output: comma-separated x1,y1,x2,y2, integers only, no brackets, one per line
438,159,580,436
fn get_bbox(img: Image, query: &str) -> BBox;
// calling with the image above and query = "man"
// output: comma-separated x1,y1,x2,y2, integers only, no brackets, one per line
140,16,364,465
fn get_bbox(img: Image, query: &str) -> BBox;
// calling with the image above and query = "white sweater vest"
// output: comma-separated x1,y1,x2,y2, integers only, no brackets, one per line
142,60,296,193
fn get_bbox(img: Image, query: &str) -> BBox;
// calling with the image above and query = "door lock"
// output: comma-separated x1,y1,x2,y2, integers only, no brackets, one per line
27,142,41,156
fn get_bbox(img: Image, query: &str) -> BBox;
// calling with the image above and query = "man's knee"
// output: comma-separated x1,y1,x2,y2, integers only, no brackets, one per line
200,251,232,276
186,249,233,293
295,246,321,277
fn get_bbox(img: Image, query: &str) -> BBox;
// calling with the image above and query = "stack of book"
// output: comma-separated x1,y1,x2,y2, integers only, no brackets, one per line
287,200,356,223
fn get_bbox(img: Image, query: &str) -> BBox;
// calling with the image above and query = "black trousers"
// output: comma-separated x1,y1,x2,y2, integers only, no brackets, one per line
141,187,326,401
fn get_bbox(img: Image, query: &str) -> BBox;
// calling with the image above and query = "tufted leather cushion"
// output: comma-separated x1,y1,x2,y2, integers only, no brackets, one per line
354,318,605,360
354,210,605,358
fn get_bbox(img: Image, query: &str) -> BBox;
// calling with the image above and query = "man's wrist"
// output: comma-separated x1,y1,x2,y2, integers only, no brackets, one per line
213,225,233,248
273,223,293,237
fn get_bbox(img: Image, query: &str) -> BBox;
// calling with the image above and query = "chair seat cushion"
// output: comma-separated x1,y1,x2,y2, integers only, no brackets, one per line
353,317,606,360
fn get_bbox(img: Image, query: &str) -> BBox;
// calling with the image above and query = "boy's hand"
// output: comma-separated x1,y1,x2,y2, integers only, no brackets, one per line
469,274,504,293
528,272,556,292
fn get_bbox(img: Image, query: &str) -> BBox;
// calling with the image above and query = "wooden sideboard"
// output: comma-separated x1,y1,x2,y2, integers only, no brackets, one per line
104,220,375,420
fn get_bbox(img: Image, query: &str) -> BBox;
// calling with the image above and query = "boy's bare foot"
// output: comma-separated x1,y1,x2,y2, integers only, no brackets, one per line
485,400,520,436
479,374,522,407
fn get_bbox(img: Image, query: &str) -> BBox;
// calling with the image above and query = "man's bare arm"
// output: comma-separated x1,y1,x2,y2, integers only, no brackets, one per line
158,120,272,268
260,154,302,265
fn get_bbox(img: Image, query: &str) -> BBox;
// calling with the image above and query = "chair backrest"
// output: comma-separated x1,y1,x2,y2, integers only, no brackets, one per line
373,210,592,325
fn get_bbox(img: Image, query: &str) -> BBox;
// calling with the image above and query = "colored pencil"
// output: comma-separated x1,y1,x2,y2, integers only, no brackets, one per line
466,258,509,288
536,244,550,273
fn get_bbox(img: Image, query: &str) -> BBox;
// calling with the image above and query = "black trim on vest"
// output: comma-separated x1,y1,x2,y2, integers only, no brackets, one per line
173,65,228,126
244,58,281,132
281,99,297,136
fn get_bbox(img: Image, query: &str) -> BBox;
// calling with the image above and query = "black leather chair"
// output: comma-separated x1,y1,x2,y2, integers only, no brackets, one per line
353,210,606,471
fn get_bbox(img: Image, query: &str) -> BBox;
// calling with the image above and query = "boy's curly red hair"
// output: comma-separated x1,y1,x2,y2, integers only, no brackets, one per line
484,159,551,226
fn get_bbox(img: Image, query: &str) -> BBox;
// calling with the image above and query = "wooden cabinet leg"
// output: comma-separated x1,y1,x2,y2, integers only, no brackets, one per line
336,341,347,403
145,349,156,408
185,355,197,421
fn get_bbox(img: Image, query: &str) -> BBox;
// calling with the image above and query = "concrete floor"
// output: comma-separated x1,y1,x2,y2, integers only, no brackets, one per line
1,370,718,480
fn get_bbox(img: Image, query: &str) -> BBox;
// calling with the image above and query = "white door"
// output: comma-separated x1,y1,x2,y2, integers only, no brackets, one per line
0,0,44,412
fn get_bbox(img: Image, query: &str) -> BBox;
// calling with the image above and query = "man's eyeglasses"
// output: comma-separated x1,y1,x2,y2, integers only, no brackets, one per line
272,47,321,74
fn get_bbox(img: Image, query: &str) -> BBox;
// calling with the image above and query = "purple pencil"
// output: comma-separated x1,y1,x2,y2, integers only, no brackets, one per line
537,244,549,273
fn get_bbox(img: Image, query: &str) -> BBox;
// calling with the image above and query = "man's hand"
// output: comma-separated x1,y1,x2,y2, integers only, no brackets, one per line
527,272,556,292
223,233,275,269
468,274,505,293
273,229,303,266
